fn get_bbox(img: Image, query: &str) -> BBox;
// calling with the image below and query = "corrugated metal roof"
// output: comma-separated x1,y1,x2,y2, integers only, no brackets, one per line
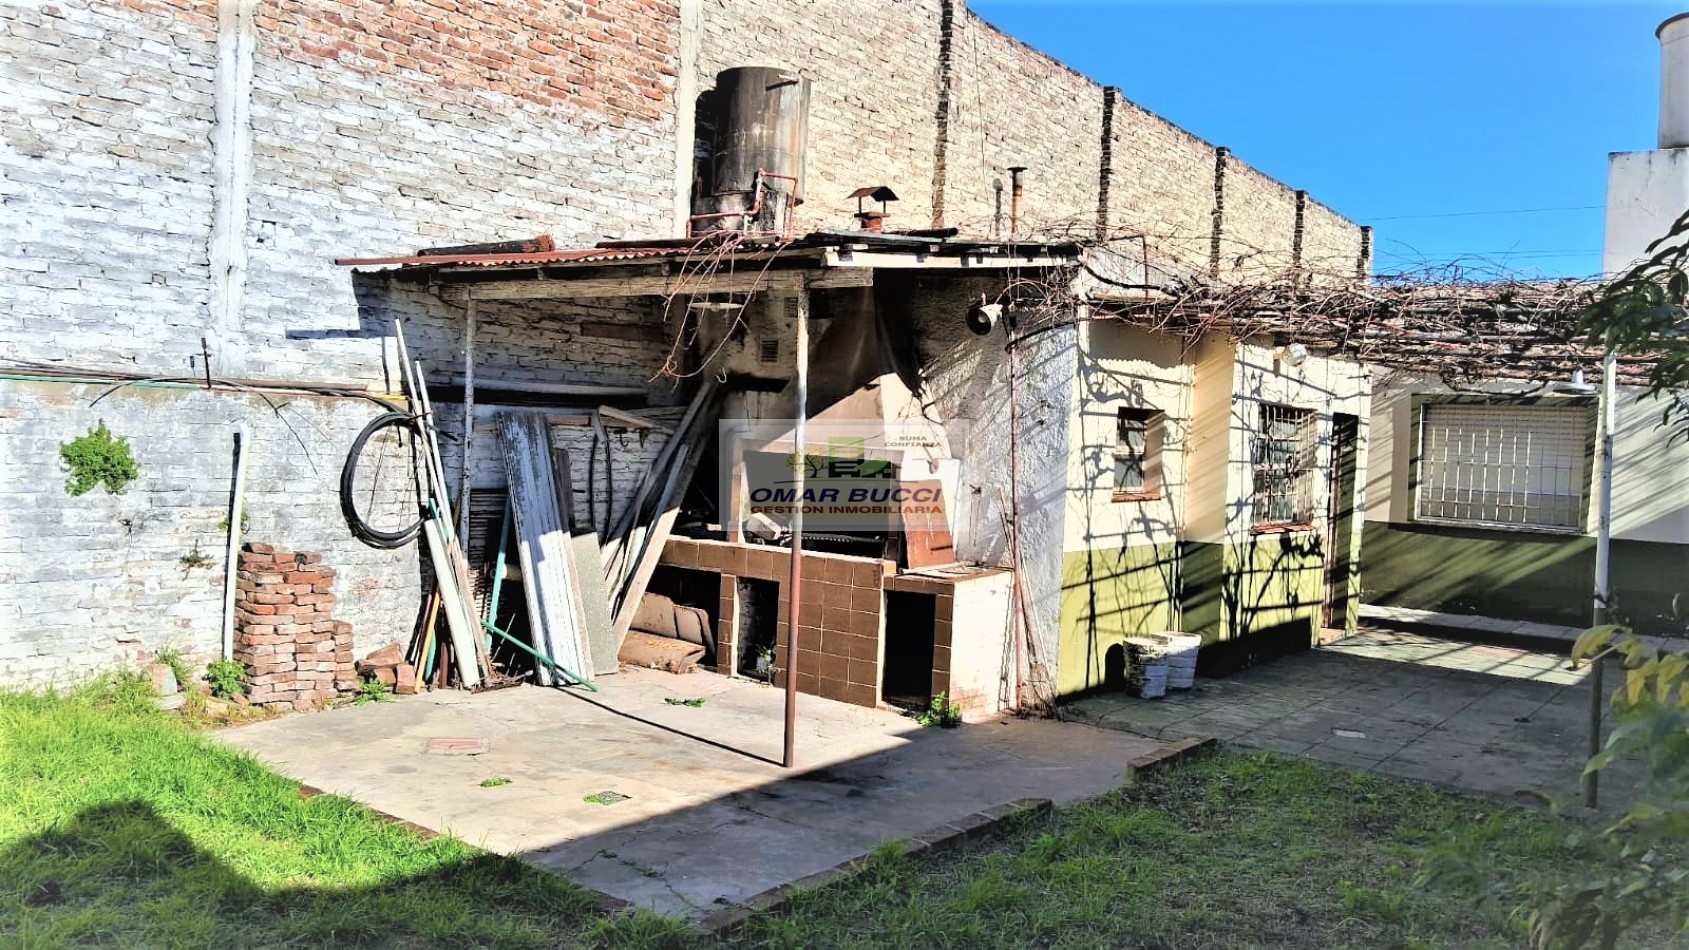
335,246,690,268
336,233,1083,272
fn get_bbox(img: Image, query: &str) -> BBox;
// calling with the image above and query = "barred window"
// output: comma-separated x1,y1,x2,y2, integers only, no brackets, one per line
1251,404,1315,528
1416,403,1587,531
1112,407,1163,499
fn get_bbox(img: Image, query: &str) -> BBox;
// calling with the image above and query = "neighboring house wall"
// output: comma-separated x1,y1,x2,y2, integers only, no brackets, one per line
1363,375,1689,635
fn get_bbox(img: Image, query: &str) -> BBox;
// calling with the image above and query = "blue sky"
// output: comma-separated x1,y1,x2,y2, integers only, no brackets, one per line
970,0,1678,278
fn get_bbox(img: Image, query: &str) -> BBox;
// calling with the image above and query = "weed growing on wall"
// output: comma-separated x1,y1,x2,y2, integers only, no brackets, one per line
178,540,213,575
153,649,195,692
59,421,139,496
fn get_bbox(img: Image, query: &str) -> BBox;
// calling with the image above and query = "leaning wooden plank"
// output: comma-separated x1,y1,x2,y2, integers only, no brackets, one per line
418,234,554,257
568,530,620,676
610,444,688,613
415,363,494,678
548,443,600,673
497,411,592,687
612,438,709,643
422,516,481,688
604,377,719,556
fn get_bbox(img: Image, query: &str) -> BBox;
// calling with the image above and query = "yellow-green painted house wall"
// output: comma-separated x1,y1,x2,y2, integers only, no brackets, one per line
1056,543,1180,695
1051,325,1371,697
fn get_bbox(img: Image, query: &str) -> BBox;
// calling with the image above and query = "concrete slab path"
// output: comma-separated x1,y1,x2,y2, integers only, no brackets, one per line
214,667,1163,918
1067,629,1644,810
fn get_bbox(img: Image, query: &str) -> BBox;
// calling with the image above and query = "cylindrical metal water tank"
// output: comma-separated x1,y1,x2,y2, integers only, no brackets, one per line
1659,13,1689,149
698,67,810,234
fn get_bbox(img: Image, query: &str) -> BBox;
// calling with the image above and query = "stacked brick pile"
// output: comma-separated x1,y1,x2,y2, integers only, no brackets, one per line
235,543,355,709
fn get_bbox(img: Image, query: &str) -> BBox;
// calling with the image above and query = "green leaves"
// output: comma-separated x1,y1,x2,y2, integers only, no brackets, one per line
1579,213,1689,440
58,421,139,496
1537,625,1689,948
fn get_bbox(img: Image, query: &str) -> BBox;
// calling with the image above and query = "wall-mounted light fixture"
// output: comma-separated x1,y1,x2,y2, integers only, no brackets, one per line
1275,342,1309,370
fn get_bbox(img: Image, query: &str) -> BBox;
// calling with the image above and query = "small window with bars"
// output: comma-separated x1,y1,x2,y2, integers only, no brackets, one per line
1415,403,1588,531
1251,404,1315,528
1112,407,1163,500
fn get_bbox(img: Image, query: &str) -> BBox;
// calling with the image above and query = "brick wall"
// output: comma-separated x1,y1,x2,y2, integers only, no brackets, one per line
1105,98,1217,273
938,14,1102,236
241,0,680,382
0,1,219,371
0,0,679,381
693,0,1362,282
1219,157,1300,281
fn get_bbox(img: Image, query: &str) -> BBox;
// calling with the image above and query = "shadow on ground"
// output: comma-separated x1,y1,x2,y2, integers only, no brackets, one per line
1068,629,1645,811
213,669,1164,920
0,799,683,947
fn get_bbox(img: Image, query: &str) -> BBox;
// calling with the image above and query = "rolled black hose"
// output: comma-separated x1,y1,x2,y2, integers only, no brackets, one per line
341,411,426,548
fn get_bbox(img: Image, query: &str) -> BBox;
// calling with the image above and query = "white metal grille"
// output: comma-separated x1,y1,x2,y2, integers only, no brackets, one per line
1416,403,1587,530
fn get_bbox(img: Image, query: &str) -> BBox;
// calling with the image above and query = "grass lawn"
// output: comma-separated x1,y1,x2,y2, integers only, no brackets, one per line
734,752,1631,950
0,673,688,948
4,674,1673,949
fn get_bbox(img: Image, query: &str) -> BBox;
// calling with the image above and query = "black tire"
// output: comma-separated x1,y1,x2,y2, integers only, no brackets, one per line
341,411,426,548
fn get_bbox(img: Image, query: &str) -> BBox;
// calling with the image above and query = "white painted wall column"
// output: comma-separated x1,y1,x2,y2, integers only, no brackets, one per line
209,0,258,372
672,0,702,235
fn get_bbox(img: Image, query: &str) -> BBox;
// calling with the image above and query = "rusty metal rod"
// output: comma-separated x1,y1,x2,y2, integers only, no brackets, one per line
783,278,810,769
1008,166,1026,239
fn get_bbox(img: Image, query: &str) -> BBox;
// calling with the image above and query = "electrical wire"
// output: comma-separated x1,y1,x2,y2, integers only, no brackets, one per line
1363,204,1602,222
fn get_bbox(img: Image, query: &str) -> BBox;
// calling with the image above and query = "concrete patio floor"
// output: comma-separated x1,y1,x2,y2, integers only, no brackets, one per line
1066,628,1643,810
213,667,1163,918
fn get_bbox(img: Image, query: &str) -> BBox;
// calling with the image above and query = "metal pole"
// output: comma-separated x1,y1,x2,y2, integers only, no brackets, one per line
1585,347,1617,809
220,427,249,662
1008,166,1026,240
783,280,809,769
458,296,477,545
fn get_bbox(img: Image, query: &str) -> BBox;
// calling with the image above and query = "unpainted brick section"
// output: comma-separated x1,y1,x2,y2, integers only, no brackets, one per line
1106,98,1220,275
1300,200,1367,286
939,13,1102,237
1217,157,1300,282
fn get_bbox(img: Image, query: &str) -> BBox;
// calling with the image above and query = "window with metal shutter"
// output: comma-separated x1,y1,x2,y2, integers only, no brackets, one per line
1415,403,1588,530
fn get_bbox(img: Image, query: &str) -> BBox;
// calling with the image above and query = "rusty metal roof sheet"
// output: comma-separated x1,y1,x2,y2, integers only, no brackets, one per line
336,233,1082,272
335,246,692,268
